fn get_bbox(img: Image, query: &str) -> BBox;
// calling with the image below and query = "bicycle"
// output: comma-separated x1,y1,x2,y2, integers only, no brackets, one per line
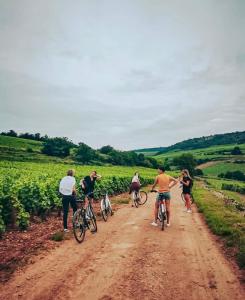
151,190,167,231
180,185,195,206
132,190,148,207
100,192,113,222
72,192,97,243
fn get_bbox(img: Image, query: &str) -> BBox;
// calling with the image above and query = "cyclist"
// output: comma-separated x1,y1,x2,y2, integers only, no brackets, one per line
180,169,193,213
129,172,141,207
151,166,178,227
80,171,102,201
59,169,77,232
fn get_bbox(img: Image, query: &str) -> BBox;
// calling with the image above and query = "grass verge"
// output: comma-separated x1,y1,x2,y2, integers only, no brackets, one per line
193,182,245,269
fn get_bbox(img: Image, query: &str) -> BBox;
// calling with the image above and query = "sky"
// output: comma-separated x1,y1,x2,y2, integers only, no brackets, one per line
0,0,245,150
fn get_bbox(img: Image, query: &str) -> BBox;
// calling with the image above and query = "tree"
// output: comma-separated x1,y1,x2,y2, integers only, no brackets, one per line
42,137,75,157
173,153,197,175
1,130,18,137
231,146,242,155
99,145,114,154
138,153,145,162
75,143,98,163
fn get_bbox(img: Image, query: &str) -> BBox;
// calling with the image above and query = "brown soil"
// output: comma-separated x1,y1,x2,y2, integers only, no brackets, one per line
0,187,244,300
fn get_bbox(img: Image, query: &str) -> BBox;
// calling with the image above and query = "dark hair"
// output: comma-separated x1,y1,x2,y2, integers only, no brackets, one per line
158,166,165,172
67,169,75,176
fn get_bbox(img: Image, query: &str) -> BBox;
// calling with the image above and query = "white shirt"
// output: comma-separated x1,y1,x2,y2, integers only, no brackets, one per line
59,176,76,195
132,175,140,183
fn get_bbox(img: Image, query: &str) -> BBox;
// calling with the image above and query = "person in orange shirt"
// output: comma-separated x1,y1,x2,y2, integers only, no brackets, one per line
151,166,178,227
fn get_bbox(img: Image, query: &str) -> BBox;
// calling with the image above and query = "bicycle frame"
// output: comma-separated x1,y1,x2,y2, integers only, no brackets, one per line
158,199,166,231
100,193,113,221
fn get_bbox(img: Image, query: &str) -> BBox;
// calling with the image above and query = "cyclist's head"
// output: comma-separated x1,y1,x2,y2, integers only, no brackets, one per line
91,170,97,177
67,169,75,176
134,172,139,176
158,166,165,174
182,169,191,178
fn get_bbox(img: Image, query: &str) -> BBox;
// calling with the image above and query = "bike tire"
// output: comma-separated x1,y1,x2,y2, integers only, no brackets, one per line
109,203,114,216
101,198,108,222
161,210,165,231
72,210,86,243
87,207,97,233
134,198,138,208
138,191,148,205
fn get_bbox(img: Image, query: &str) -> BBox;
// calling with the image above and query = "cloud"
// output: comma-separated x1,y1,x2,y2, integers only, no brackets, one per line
0,0,245,149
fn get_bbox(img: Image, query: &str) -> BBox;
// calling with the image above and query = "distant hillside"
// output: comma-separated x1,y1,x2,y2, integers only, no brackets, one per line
0,135,158,168
135,131,245,155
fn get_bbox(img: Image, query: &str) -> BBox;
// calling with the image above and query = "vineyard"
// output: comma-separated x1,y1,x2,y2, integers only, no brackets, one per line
0,160,156,235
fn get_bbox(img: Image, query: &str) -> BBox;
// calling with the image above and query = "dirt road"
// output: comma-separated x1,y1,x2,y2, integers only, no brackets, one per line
0,187,244,300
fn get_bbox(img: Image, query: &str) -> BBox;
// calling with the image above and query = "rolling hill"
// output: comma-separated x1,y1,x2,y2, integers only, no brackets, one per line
135,131,245,156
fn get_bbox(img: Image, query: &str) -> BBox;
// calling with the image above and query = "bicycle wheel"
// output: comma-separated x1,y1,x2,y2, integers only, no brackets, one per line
160,209,165,231
87,206,97,233
138,191,148,205
73,210,86,243
101,198,108,222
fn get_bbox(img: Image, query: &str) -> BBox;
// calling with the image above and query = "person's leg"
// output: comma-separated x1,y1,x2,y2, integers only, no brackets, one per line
62,196,69,230
184,193,191,211
154,200,159,222
165,200,170,225
70,195,77,215
131,190,135,206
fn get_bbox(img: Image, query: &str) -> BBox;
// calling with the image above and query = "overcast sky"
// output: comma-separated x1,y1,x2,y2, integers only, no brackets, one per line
0,0,245,150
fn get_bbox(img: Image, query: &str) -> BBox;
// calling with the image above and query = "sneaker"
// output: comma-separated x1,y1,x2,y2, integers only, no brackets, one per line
151,221,158,227
187,209,192,213
166,223,170,227
64,228,69,233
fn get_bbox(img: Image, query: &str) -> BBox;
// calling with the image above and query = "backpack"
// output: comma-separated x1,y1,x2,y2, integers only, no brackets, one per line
80,179,88,191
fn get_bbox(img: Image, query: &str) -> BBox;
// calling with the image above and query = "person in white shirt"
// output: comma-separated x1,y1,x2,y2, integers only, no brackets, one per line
59,169,77,232
129,172,141,206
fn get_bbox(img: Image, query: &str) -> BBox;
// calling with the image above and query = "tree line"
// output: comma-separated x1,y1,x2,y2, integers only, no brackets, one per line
0,130,158,168
1,130,48,141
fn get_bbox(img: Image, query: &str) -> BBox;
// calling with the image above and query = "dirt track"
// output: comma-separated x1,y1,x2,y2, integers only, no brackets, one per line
0,186,244,300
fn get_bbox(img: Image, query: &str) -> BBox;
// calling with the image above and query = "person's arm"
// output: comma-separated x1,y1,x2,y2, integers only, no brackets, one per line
151,177,158,191
72,184,77,195
96,174,102,180
72,177,77,195
181,179,190,187
169,176,178,189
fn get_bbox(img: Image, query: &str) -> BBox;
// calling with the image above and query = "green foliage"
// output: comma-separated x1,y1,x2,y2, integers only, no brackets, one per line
99,145,114,154
194,168,203,176
75,143,98,163
203,162,245,177
42,137,75,157
219,171,245,182
0,160,156,234
0,135,42,152
193,183,245,268
173,153,197,175
156,131,245,154
222,183,245,195
231,146,242,155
